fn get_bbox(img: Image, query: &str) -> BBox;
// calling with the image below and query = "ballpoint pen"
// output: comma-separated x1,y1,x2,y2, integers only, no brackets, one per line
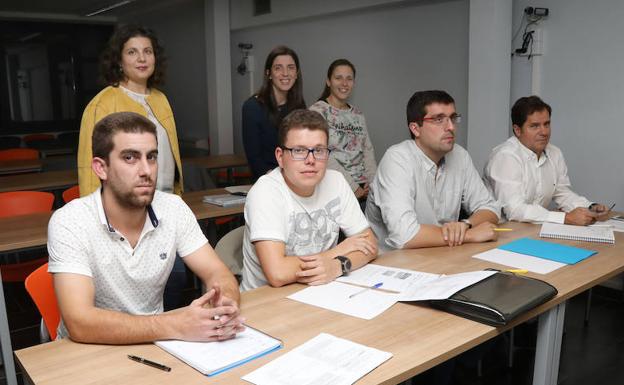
349,282,383,299
493,228,513,232
128,355,171,372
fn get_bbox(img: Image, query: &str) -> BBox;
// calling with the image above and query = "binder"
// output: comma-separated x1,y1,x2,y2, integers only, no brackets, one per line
430,271,557,326
498,237,596,264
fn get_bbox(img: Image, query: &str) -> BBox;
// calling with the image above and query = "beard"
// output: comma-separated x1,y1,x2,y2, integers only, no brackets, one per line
107,178,155,209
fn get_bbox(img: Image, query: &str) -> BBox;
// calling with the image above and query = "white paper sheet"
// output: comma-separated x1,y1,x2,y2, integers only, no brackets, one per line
593,219,624,232
287,281,399,320
472,248,565,275
397,270,497,301
242,333,393,385
337,264,439,293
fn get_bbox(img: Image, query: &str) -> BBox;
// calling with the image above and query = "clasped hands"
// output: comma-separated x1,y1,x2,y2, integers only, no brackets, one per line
295,232,377,286
174,285,245,342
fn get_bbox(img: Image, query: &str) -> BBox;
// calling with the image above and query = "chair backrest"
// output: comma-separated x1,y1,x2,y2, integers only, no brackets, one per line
25,263,60,341
62,185,80,204
23,133,55,143
0,148,39,161
215,226,245,276
0,191,55,218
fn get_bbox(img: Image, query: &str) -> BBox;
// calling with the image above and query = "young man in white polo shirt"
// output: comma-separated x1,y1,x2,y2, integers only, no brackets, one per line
48,112,244,344
241,109,377,291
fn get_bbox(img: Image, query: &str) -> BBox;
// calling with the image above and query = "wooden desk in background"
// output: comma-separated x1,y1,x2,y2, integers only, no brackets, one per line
0,159,42,175
0,189,243,253
14,222,624,385
0,169,77,193
182,154,247,170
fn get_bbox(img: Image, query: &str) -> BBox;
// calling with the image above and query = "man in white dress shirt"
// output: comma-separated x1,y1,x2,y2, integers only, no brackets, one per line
484,95,610,225
366,90,500,252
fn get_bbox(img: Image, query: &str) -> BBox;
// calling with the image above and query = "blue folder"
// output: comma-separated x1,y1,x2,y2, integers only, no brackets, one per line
498,237,597,264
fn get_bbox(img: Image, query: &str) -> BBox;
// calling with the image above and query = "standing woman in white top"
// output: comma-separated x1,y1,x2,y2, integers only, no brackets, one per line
309,59,376,202
78,24,183,196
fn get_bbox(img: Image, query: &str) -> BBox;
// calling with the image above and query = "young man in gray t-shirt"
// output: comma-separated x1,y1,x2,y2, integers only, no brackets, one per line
241,109,378,291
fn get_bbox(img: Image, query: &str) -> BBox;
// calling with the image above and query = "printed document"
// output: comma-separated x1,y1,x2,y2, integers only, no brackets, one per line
287,281,399,320
242,333,392,385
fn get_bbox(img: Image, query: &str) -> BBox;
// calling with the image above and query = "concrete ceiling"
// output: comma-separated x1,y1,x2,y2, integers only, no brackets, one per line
0,0,179,18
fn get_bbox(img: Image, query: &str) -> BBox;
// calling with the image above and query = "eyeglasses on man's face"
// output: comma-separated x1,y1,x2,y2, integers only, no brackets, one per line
281,146,331,160
422,114,462,126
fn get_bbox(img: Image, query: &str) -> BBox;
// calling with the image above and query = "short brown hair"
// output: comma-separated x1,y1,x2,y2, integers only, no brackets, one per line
92,112,157,161
278,109,328,147
511,95,552,128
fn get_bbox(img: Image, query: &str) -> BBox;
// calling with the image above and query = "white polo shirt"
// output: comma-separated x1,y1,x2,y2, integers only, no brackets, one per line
48,188,207,339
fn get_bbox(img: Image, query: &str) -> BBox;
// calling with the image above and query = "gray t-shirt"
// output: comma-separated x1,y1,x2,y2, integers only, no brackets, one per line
366,140,500,252
241,168,369,291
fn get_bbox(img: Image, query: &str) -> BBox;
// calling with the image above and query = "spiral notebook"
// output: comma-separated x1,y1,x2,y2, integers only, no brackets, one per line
539,223,615,244
156,326,282,376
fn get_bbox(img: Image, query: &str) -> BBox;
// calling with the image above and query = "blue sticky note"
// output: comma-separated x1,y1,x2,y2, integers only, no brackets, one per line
498,237,597,264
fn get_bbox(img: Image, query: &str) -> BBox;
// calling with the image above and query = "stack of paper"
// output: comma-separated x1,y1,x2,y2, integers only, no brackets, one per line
242,333,392,385
287,265,496,319
202,194,246,207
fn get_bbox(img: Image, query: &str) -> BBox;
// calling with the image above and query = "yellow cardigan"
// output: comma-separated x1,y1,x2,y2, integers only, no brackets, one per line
77,86,184,196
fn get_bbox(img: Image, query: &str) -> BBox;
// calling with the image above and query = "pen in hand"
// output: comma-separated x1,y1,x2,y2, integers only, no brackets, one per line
211,285,221,321
349,282,383,299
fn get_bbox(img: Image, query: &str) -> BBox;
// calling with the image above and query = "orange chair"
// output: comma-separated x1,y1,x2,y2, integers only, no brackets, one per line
0,148,39,161
0,191,54,281
62,185,80,203
0,191,55,218
25,263,60,341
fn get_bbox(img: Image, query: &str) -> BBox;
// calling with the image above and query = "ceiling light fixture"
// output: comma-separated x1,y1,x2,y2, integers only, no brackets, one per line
85,0,136,17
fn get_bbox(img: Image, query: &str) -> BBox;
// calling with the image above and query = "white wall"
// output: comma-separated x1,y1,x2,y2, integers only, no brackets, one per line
511,0,624,209
230,0,405,30
119,0,210,142
467,0,512,173
230,0,470,158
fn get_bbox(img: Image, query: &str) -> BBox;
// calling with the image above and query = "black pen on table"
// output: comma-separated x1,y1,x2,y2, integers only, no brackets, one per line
128,355,171,372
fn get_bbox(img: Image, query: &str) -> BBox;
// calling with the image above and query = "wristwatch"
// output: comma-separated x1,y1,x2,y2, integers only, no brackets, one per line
335,256,352,276
461,219,473,229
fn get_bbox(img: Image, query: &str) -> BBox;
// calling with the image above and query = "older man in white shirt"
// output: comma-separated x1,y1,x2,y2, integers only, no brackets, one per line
484,95,611,225
366,90,500,252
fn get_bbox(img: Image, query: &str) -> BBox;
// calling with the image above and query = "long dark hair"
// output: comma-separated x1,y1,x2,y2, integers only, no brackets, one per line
318,58,356,101
255,46,305,126
99,24,167,88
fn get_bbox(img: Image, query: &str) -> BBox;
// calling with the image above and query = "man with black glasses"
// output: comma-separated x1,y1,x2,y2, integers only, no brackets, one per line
240,109,377,291
366,90,500,252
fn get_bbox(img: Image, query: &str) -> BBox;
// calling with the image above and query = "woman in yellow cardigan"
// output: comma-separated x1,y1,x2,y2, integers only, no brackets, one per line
78,24,183,196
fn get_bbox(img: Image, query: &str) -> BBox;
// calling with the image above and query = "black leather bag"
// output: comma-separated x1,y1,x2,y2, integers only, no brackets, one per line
430,271,558,326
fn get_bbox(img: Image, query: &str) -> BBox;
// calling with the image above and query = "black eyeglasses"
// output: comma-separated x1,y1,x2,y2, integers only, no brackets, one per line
281,146,331,160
